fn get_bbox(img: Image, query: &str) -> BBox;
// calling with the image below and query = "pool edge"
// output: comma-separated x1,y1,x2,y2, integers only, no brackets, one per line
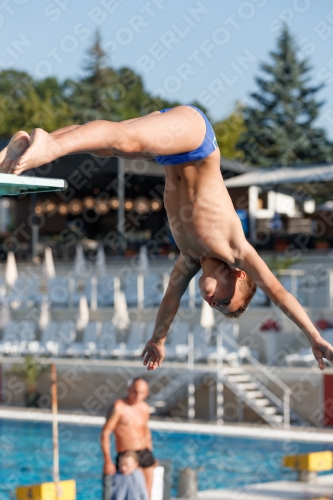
1,408,332,443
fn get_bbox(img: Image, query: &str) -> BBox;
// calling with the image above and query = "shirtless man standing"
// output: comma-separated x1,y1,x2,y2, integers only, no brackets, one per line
100,377,155,498
2,105,333,371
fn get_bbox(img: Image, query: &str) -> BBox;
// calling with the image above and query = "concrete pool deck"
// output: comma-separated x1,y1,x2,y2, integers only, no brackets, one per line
195,474,333,499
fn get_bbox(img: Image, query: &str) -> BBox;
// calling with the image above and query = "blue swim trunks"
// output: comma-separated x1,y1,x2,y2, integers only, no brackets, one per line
154,105,218,166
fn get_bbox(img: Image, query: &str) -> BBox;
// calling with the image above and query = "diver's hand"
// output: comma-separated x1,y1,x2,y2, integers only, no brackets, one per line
141,338,165,370
312,336,333,370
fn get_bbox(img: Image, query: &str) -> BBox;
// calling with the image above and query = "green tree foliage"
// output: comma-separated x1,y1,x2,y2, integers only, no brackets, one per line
213,105,246,159
237,26,333,167
0,70,73,137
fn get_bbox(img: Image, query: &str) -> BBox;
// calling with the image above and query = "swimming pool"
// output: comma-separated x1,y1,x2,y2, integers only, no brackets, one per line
0,418,331,499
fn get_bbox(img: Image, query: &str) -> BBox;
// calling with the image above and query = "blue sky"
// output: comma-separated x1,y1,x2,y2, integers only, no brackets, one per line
1,0,333,137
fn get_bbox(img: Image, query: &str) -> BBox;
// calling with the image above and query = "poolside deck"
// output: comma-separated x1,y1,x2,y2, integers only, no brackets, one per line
196,473,333,499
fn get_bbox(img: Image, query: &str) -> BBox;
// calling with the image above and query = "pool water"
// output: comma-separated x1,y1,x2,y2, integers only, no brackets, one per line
0,419,331,499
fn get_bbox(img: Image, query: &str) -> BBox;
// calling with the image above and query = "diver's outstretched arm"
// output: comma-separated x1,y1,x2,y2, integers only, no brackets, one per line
141,254,200,370
241,242,333,369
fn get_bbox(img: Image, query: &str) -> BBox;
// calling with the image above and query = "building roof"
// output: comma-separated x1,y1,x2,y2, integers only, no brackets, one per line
220,157,255,176
224,163,333,197
123,156,255,177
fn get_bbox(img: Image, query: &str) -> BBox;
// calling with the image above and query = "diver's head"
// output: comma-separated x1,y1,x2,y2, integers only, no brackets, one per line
199,257,257,318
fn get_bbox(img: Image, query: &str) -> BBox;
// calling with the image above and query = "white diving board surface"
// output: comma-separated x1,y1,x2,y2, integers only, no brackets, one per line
0,173,67,195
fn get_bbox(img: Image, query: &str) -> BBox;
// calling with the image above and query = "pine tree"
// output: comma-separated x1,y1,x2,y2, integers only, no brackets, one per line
66,30,118,121
82,30,119,115
67,30,179,123
237,26,333,167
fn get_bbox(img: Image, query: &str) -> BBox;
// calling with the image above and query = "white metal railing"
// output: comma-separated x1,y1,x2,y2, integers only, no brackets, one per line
277,269,332,309
250,268,333,309
148,328,298,428
215,331,295,428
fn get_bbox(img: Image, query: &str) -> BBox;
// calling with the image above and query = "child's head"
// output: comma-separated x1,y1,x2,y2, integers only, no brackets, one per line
199,258,257,318
118,451,139,475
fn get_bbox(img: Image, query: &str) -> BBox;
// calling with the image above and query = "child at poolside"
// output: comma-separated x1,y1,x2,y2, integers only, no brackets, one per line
1,105,333,371
111,451,148,500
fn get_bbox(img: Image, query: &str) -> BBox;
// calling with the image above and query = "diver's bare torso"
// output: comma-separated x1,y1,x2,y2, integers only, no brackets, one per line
163,148,246,267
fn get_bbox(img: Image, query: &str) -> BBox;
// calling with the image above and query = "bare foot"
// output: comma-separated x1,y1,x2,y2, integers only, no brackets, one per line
0,131,30,174
10,128,60,175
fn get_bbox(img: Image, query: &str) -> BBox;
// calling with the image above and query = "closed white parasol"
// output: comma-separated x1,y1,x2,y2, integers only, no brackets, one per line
95,244,106,278
73,243,87,278
43,247,56,279
5,251,18,287
39,298,51,331
112,278,129,331
76,295,90,332
200,299,215,343
137,245,149,275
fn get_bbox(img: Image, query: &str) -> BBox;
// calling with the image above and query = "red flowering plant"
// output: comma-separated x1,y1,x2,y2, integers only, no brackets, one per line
315,319,333,331
260,318,281,332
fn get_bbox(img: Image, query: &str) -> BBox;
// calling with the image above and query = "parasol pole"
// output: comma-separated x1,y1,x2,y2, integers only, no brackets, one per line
51,363,60,498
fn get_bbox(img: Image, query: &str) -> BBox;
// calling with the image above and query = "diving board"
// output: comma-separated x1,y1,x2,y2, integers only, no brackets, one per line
0,173,67,195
